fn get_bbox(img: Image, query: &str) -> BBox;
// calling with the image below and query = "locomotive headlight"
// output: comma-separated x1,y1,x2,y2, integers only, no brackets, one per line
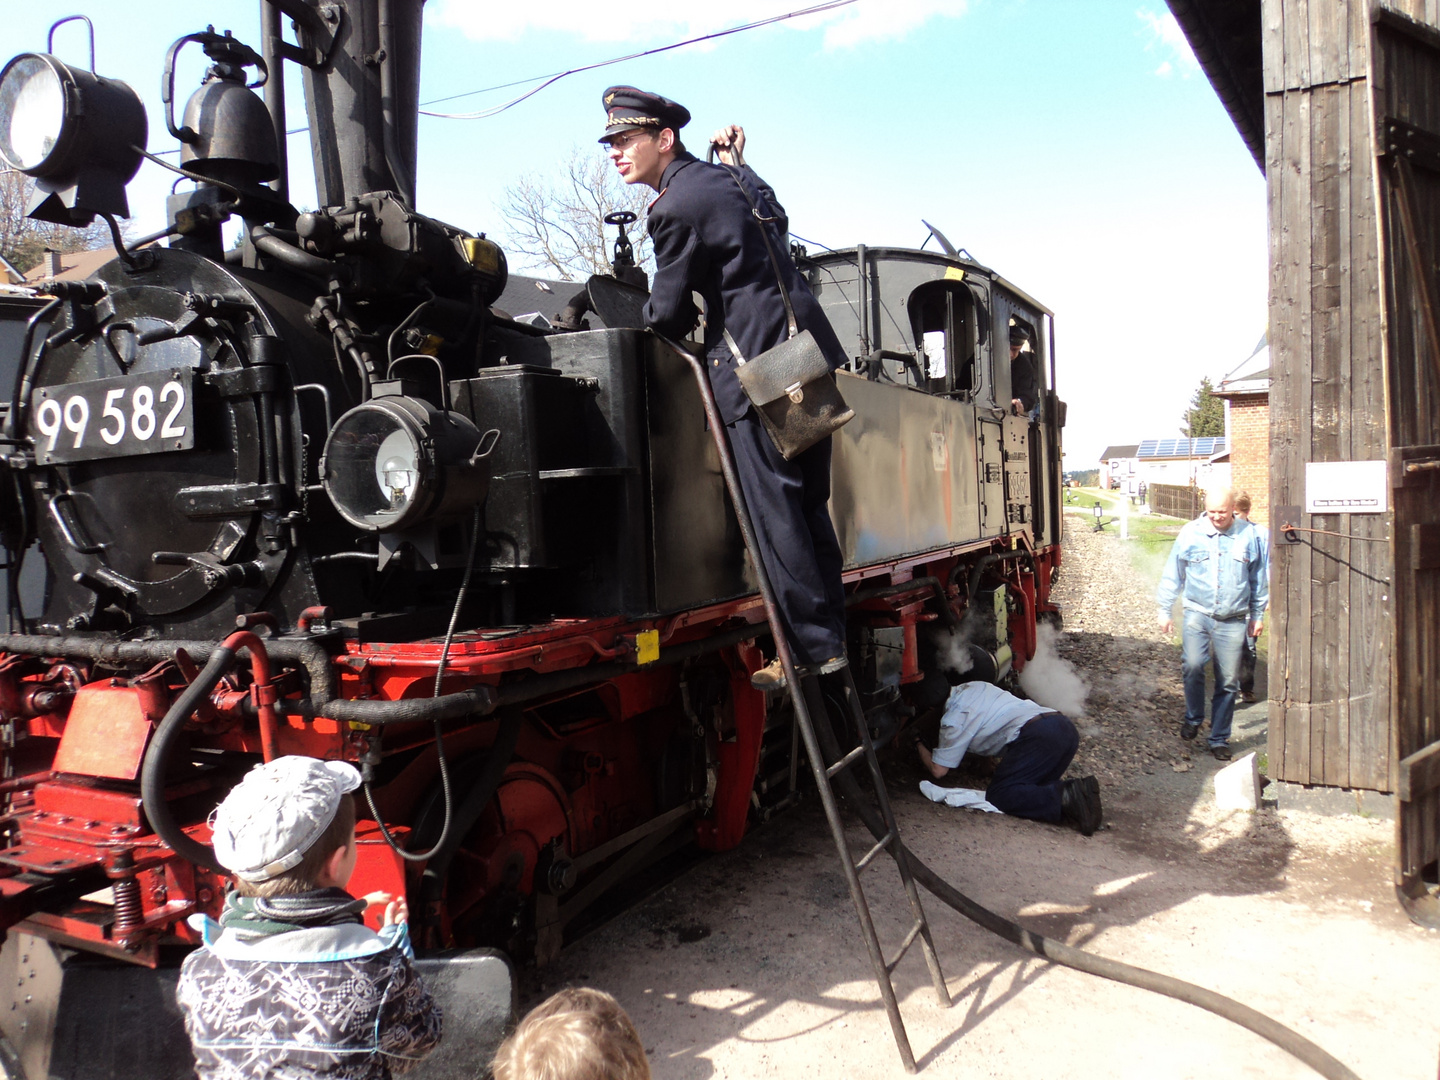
0,52,146,225
321,395,497,533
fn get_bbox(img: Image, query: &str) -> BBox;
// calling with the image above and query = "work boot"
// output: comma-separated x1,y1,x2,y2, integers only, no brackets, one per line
750,659,787,691
1060,776,1103,836
749,655,848,692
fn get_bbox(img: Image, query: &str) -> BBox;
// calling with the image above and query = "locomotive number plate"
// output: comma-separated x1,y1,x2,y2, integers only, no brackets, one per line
32,370,196,465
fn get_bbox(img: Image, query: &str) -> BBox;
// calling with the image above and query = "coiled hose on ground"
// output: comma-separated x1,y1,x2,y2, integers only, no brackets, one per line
805,693,1362,1080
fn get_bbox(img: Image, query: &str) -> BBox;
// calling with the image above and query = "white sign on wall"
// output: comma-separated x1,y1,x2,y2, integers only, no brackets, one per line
1304,460,1389,514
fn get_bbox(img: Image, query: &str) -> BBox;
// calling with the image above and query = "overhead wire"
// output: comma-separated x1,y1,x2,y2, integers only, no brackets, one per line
418,0,860,119
137,2,859,164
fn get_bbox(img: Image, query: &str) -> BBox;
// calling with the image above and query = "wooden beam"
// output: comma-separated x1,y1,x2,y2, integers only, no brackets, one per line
1398,738,1440,801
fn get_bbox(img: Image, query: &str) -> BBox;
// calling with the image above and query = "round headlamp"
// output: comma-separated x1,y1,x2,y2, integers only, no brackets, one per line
321,396,493,533
0,51,146,223
0,55,66,173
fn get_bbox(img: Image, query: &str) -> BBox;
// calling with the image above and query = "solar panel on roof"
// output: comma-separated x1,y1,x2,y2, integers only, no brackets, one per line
1136,438,1226,459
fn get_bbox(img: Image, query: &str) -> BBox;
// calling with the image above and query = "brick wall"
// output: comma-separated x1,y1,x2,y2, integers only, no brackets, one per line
1226,394,1270,526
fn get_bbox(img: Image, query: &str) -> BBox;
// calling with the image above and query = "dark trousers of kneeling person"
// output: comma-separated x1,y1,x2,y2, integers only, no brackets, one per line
987,712,1080,822
727,414,847,668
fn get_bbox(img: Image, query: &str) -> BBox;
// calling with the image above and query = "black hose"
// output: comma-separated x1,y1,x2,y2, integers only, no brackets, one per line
364,504,482,862
250,225,337,279
807,698,1362,1080
139,647,235,874
0,634,336,703
418,705,525,915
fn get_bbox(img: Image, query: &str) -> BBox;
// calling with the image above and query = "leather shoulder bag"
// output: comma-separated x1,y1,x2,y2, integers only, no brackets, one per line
717,162,854,460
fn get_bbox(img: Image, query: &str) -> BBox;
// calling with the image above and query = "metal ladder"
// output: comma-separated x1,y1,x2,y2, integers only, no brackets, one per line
790,667,951,1073
666,338,949,1073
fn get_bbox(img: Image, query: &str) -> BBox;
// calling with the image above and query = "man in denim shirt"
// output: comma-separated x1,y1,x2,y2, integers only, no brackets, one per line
1156,488,1269,760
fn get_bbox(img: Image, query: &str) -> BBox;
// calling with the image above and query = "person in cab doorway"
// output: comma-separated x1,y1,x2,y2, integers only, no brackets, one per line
1009,324,1039,419
599,86,850,692
1156,487,1269,760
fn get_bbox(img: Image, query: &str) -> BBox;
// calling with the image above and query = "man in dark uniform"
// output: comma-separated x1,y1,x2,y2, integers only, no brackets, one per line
599,86,849,690
1009,324,1039,418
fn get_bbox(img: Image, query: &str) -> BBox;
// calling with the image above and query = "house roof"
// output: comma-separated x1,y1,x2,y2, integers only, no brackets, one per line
1138,437,1226,459
492,273,590,327
1165,0,1264,172
1099,444,1140,461
1216,331,1270,396
0,254,22,283
23,247,119,282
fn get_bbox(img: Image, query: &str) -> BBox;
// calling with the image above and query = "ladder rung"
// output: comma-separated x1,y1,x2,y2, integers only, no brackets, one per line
854,829,895,872
885,920,924,975
825,743,866,779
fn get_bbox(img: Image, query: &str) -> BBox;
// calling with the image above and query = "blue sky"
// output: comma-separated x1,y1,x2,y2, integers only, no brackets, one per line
6,0,1267,468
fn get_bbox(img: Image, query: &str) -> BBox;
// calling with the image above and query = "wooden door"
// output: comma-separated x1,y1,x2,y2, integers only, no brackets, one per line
1371,6,1440,925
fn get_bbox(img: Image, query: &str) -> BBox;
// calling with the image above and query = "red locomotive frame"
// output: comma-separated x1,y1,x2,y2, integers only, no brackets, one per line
0,538,1059,967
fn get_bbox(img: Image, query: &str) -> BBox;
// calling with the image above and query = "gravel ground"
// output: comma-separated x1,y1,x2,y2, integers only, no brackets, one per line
1050,516,1208,790
527,512,1440,1080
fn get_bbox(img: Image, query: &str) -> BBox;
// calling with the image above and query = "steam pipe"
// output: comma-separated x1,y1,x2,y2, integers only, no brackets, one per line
250,224,337,278
262,0,289,203
0,633,336,702
378,0,415,208
223,631,280,761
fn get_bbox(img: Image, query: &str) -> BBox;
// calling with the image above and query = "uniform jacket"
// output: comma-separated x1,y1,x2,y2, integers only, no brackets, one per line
1157,515,1269,623
932,681,1052,769
177,911,442,1080
643,152,849,424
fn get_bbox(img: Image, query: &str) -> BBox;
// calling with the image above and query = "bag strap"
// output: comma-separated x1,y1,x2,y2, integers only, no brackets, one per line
723,328,747,365
710,152,800,342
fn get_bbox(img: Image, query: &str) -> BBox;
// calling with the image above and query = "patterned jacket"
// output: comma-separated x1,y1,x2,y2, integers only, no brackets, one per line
177,914,442,1079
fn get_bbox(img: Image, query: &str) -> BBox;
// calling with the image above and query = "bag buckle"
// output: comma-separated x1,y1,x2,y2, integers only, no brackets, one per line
785,381,805,404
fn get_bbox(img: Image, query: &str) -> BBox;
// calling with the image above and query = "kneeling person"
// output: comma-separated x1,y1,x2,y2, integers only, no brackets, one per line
918,680,1102,835
178,756,442,1079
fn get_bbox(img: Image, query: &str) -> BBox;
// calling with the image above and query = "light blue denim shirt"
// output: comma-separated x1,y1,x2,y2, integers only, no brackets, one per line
1157,514,1269,622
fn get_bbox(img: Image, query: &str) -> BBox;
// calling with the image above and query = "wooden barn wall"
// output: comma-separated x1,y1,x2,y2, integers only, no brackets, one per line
1262,0,1394,791
1369,8,1440,907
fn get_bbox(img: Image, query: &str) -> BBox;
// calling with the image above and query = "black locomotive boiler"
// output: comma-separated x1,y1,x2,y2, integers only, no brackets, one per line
0,2,1063,1070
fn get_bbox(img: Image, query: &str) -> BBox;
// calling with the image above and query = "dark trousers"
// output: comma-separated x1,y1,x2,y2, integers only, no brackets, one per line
1239,634,1257,694
726,415,847,666
986,713,1079,823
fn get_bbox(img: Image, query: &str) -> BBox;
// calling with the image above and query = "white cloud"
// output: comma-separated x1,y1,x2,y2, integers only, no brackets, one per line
428,0,968,50
1137,8,1199,77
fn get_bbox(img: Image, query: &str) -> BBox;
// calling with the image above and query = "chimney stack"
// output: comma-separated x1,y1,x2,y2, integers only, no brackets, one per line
44,250,63,278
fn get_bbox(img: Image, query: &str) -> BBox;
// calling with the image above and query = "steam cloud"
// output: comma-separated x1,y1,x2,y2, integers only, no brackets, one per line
1018,623,1090,717
931,605,992,676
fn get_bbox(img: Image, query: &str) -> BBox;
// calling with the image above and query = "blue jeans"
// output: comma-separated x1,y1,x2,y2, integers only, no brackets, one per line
1182,610,1246,747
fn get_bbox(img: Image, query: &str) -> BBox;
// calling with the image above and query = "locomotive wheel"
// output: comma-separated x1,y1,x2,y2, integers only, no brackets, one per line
414,760,572,954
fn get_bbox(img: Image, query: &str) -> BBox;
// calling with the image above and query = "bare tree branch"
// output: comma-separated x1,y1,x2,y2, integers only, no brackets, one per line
497,147,653,281
1,170,118,275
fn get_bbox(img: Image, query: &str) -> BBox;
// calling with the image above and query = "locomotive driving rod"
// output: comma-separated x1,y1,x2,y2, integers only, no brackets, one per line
656,336,1363,1080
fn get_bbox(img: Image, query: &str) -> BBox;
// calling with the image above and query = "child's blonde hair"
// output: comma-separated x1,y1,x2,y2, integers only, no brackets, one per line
492,987,650,1080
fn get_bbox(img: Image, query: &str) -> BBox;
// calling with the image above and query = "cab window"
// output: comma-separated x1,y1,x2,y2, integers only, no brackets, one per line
907,283,976,397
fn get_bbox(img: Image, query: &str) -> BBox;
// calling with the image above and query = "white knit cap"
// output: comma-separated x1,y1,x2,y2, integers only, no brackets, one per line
209,756,361,883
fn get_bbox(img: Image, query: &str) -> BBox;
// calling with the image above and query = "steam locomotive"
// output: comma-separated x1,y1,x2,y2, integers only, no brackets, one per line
0,0,1062,1026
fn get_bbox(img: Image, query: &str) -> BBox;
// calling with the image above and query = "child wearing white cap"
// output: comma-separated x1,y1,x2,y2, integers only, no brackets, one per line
176,756,442,1079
